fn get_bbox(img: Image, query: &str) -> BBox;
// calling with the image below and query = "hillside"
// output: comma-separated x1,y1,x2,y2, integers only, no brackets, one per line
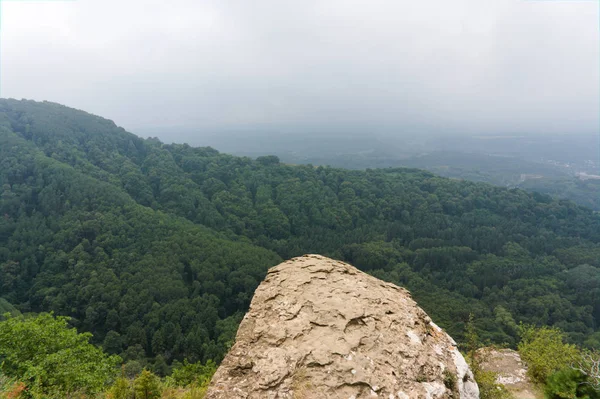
208,133,600,211
2,99,600,371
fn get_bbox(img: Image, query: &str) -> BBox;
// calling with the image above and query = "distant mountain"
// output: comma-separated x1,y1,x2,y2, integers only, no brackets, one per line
2,99,600,370
185,131,599,210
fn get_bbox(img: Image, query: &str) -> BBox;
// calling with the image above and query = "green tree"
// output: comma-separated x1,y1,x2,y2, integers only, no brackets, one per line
107,374,132,399
545,368,600,399
0,313,121,396
169,359,217,387
518,325,581,384
3,98,600,367
465,313,479,364
133,370,162,399
465,315,513,399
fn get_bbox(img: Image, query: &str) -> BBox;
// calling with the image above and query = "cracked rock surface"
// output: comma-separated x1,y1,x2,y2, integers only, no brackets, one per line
478,348,540,399
205,255,479,399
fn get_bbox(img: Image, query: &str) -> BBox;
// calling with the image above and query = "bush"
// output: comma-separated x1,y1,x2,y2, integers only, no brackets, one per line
0,313,121,396
134,370,162,399
168,360,216,387
474,367,513,399
107,376,132,399
160,385,208,399
465,316,513,399
545,368,600,399
0,373,27,399
518,325,580,384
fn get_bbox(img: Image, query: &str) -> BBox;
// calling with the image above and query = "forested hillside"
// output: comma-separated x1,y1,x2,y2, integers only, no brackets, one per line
2,99,600,372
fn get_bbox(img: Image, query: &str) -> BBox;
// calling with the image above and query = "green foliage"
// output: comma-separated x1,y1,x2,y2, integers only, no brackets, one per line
0,299,19,319
465,316,514,399
134,370,162,399
161,385,209,399
107,376,132,399
474,368,514,399
519,177,600,212
544,368,600,399
104,363,214,399
465,313,479,364
443,369,457,391
0,313,120,396
168,360,216,387
123,361,144,379
0,373,27,399
2,98,600,369
518,325,581,384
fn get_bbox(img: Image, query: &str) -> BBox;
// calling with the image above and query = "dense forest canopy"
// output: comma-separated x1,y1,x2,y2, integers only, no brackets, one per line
2,99,600,371
204,133,600,211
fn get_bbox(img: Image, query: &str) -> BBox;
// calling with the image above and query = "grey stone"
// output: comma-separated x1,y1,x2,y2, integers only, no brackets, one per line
206,255,479,399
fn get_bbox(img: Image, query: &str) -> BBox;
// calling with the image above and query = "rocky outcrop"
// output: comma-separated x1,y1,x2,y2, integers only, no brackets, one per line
206,255,479,399
478,348,541,399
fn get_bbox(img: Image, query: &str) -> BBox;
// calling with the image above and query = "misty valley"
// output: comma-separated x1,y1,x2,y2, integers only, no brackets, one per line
2,0,599,396
1,99,600,398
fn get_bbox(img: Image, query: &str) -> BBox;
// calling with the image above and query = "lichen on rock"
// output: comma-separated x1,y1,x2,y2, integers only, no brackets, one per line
205,255,479,399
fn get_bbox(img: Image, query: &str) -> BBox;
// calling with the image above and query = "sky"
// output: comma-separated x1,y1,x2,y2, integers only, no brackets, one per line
2,0,599,137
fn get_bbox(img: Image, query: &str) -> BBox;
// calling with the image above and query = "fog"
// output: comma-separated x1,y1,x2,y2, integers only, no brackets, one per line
3,0,598,140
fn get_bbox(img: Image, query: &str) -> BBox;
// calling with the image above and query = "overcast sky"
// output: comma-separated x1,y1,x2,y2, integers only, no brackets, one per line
2,0,598,137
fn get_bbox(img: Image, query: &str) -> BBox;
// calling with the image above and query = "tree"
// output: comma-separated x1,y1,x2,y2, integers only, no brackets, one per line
518,325,581,384
571,351,600,391
169,359,217,387
104,330,124,354
107,374,132,399
256,155,280,166
465,315,513,399
133,370,162,399
545,368,600,399
3,98,600,368
0,313,121,396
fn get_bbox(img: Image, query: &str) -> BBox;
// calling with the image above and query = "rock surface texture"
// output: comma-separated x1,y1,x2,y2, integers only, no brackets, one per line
478,348,541,399
206,255,479,399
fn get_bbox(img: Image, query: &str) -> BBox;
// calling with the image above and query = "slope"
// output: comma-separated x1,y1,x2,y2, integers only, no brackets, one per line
2,99,600,367
0,110,281,366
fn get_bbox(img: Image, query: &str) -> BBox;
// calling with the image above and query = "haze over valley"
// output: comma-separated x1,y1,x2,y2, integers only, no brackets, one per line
1,0,599,397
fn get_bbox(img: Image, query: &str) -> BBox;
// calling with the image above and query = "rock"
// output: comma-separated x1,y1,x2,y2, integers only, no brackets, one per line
477,348,542,399
205,255,479,399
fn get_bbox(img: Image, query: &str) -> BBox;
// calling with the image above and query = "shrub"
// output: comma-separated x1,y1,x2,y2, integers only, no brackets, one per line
168,360,216,387
443,369,457,391
0,313,121,396
545,368,600,399
465,316,513,399
518,325,580,384
107,376,132,399
474,367,513,399
0,374,27,399
134,370,162,399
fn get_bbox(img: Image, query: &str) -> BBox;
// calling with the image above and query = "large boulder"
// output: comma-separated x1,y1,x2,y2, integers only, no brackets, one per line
206,255,479,398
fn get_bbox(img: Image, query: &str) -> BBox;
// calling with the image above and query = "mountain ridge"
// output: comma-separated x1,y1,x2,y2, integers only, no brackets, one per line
2,98,600,369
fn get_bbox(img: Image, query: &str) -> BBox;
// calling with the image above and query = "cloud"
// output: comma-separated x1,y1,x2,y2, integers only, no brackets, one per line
2,0,598,136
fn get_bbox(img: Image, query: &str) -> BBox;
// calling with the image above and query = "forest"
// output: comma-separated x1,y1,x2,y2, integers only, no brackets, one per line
2,99,600,391
208,132,600,211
